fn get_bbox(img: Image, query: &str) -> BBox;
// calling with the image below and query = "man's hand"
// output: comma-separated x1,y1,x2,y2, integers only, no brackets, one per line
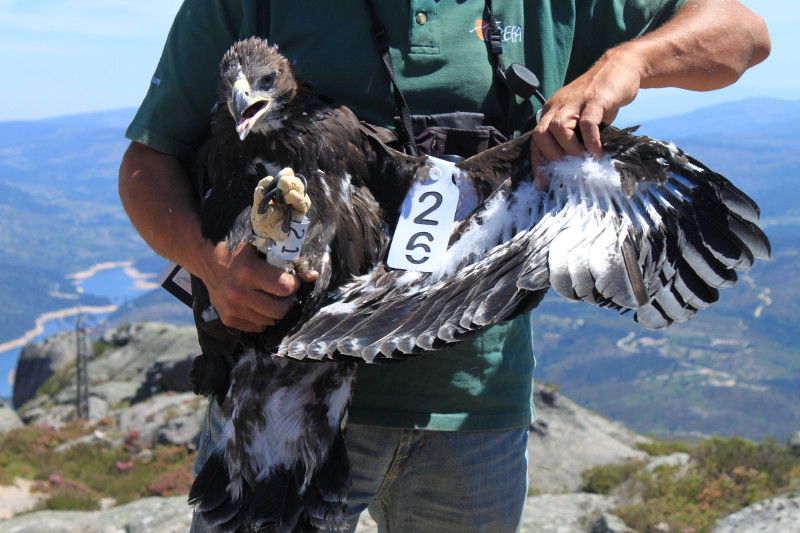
531,47,641,177
529,0,770,186
201,241,318,332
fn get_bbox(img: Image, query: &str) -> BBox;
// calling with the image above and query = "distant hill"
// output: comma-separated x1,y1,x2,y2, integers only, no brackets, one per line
627,98,800,226
1,99,799,440
0,108,153,342
628,97,800,140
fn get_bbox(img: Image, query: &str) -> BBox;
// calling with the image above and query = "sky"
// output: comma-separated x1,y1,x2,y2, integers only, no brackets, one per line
0,0,796,124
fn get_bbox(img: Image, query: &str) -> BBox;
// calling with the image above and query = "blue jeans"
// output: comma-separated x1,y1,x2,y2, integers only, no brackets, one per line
191,400,528,533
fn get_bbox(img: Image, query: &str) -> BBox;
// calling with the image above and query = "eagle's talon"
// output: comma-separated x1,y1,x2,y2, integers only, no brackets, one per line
274,168,311,216
282,205,294,235
251,169,311,242
295,173,307,191
256,186,279,214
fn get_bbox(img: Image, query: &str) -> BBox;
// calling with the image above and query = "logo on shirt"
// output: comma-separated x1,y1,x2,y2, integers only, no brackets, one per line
471,19,523,43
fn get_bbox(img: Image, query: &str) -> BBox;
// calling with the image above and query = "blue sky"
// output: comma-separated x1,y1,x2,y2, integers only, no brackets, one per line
0,0,796,124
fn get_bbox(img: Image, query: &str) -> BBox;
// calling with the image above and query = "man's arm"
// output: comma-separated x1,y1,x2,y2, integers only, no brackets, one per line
531,0,771,171
119,141,312,332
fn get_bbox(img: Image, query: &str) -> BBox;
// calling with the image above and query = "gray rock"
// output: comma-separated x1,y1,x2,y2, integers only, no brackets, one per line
86,323,198,388
88,381,141,409
101,327,131,347
646,452,693,476
131,351,195,403
13,331,76,409
53,429,113,453
527,385,650,493
117,392,205,449
0,399,22,433
789,431,800,456
713,495,800,533
0,496,193,533
592,513,637,533
521,493,617,533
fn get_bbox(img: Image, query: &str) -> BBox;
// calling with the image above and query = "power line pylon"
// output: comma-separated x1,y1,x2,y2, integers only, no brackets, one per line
75,315,90,420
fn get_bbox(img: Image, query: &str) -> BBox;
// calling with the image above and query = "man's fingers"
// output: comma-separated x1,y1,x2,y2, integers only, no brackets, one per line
550,121,585,157
216,288,294,330
579,119,603,158
225,317,275,333
531,126,563,163
297,268,319,283
529,138,550,191
249,289,298,322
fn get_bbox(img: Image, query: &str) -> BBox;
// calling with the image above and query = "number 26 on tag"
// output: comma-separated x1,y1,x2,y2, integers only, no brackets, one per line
387,160,460,272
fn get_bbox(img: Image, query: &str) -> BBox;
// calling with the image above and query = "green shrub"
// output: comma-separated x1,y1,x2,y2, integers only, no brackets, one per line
636,440,692,456
582,436,800,533
44,485,100,511
581,460,645,494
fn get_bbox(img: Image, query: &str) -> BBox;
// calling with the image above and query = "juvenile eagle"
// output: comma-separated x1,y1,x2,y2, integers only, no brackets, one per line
187,38,770,532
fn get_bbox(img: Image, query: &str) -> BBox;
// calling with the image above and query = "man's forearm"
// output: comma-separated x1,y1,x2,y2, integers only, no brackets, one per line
617,0,771,92
531,0,770,162
118,141,216,281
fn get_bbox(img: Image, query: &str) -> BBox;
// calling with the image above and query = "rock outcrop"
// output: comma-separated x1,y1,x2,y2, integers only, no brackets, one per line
527,386,650,493
16,322,198,431
713,495,800,533
0,399,22,433
13,331,76,409
12,322,204,451
0,495,193,533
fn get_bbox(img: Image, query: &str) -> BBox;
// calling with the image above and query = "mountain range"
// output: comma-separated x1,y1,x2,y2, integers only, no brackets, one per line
0,98,798,440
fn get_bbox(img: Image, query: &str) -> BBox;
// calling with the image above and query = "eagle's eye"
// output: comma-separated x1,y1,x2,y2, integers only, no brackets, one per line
260,72,276,90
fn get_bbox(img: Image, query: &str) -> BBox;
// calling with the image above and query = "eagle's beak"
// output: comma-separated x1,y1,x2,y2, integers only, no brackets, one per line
230,78,272,141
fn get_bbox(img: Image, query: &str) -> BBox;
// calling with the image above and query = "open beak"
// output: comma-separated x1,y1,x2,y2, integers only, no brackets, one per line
230,78,272,141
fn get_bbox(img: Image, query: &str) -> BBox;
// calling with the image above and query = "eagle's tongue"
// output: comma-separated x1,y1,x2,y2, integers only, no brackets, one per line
237,118,251,135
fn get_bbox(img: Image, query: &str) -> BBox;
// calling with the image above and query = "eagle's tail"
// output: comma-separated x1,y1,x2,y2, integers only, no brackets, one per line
189,354,356,532
189,441,350,533
188,451,243,532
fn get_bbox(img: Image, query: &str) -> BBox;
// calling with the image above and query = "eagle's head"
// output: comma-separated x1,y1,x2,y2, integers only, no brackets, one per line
218,37,299,141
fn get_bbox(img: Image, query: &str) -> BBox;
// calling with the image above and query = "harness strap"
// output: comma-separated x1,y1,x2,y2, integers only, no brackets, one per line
364,0,544,141
484,0,511,134
364,0,419,156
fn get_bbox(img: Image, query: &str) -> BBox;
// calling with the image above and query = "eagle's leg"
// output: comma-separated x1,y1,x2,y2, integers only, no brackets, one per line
247,168,312,278
251,169,310,237
189,354,356,533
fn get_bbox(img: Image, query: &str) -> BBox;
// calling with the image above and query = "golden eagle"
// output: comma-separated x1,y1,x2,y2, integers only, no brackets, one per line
187,37,769,532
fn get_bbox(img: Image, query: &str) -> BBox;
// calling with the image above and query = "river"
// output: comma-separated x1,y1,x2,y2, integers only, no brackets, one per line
0,261,160,400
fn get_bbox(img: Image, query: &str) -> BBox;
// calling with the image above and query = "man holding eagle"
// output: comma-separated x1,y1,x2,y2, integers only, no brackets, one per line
119,1,770,532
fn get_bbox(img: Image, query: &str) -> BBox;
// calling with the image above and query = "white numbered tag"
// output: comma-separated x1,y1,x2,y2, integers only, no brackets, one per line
271,216,310,261
387,157,460,272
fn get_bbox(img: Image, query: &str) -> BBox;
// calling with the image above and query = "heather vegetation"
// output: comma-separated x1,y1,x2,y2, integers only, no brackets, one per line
0,419,196,511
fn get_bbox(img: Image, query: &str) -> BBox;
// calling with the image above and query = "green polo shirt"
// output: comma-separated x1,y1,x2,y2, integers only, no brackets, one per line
126,0,686,431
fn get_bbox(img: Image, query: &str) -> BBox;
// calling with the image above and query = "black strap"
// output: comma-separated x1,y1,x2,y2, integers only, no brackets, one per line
485,0,506,77
484,0,512,134
364,0,418,156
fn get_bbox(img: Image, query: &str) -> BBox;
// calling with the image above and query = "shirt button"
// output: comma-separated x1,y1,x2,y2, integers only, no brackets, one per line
415,12,428,25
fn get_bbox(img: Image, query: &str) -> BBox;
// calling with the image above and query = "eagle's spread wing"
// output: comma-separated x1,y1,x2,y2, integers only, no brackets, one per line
277,127,770,362
187,38,770,533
